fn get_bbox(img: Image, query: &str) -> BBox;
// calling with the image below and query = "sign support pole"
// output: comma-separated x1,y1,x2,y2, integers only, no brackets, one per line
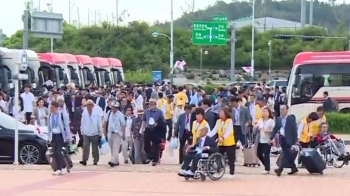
230,22,236,82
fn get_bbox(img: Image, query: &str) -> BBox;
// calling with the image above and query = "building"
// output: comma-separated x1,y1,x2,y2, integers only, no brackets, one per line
233,17,314,32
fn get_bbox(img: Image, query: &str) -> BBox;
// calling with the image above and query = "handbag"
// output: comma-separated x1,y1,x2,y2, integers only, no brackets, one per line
99,138,110,155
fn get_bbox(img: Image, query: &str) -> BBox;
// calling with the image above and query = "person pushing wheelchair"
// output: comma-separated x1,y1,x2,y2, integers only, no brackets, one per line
178,127,217,176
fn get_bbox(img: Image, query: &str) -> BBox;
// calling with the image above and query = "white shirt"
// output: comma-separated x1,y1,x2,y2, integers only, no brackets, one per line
81,107,103,136
44,80,53,86
233,106,241,126
0,100,7,113
255,118,275,143
125,116,133,137
135,94,144,110
20,92,35,113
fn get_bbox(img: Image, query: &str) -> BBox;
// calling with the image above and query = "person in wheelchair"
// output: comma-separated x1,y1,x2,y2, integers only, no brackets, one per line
178,127,217,176
316,122,349,161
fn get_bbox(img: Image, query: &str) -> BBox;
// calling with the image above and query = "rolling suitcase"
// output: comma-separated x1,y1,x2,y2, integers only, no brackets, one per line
243,132,259,167
276,148,298,168
299,148,325,174
46,146,73,172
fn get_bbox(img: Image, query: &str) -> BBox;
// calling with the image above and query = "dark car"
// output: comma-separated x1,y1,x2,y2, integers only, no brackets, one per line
0,112,47,164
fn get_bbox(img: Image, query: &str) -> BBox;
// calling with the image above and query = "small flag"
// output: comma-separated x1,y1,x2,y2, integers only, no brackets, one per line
241,66,252,74
78,61,84,68
174,60,186,71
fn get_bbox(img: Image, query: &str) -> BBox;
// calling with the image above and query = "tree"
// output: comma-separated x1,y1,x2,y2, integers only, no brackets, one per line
2,21,349,71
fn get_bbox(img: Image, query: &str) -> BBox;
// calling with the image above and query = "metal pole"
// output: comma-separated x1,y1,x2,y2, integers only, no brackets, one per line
69,0,71,24
309,0,313,25
230,22,236,82
348,20,350,50
250,0,255,80
0,29,3,47
14,65,19,165
301,0,306,28
116,0,119,26
200,49,203,79
50,38,53,52
170,0,174,84
268,42,272,81
22,10,29,49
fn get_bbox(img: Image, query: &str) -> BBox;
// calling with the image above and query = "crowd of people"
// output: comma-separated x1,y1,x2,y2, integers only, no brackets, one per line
0,81,347,177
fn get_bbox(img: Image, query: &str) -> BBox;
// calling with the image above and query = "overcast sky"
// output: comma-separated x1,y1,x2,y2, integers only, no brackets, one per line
0,0,230,36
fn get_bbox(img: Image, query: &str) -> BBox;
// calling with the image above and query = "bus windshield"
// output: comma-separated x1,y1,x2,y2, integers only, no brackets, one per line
291,64,350,104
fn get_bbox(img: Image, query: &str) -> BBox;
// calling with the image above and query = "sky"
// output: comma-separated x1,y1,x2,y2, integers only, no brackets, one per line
0,0,229,36
1,0,347,36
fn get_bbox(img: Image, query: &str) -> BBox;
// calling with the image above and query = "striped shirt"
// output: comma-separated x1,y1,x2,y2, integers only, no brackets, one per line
142,108,165,127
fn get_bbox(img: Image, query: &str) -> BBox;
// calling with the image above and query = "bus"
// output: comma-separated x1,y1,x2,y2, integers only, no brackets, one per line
287,51,350,122
92,57,111,87
107,58,124,83
37,53,70,88
62,53,81,87
74,55,95,86
0,48,38,93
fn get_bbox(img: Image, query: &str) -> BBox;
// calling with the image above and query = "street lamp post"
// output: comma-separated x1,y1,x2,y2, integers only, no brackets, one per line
199,49,208,79
268,40,272,81
251,0,255,81
152,32,173,82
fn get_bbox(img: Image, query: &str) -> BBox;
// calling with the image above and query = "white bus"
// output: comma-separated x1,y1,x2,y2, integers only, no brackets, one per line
287,51,350,122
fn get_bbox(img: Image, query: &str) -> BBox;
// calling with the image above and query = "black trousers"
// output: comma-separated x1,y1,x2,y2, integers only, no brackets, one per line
219,145,236,175
25,112,32,124
166,119,173,141
179,130,191,164
181,153,201,172
143,128,161,163
52,134,66,171
278,136,296,171
257,143,271,171
234,125,246,146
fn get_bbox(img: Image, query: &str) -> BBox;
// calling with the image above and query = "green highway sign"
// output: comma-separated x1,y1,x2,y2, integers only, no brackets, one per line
213,15,227,22
191,21,227,45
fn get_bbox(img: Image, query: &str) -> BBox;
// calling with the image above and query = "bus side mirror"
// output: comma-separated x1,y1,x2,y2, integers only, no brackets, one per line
58,69,64,80
87,72,94,81
104,72,110,82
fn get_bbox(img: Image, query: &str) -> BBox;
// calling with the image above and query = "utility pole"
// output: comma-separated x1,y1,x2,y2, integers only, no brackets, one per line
116,0,119,26
301,0,306,28
88,8,90,26
69,0,74,24
309,0,313,25
0,29,3,47
94,11,97,25
230,22,236,82
77,7,81,28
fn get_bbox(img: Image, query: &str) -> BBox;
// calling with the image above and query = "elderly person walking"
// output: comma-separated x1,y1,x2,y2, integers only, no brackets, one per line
103,101,126,167
140,98,166,166
80,99,103,166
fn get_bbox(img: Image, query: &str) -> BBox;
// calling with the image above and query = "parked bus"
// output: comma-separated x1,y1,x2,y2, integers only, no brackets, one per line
92,57,111,87
37,53,70,88
287,51,350,122
62,53,81,87
107,58,124,83
0,48,39,93
75,55,95,86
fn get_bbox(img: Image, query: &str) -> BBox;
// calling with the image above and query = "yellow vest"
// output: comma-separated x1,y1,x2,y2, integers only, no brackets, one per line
164,102,173,120
310,120,321,136
157,98,167,109
176,92,187,106
192,120,208,145
321,115,326,122
240,97,247,107
217,119,235,146
254,104,262,125
299,118,311,143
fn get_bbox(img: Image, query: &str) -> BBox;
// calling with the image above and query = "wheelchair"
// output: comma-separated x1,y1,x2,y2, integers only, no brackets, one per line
179,152,226,181
316,139,350,168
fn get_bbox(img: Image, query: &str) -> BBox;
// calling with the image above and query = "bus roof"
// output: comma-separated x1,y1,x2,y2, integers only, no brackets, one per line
38,53,67,65
107,58,122,67
62,53,78,64
91,57,110,68
1,48,38,60
74,55,93,65
293,51,350,65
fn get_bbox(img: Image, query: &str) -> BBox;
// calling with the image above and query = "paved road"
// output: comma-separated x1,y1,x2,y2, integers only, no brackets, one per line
0,135,350,196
